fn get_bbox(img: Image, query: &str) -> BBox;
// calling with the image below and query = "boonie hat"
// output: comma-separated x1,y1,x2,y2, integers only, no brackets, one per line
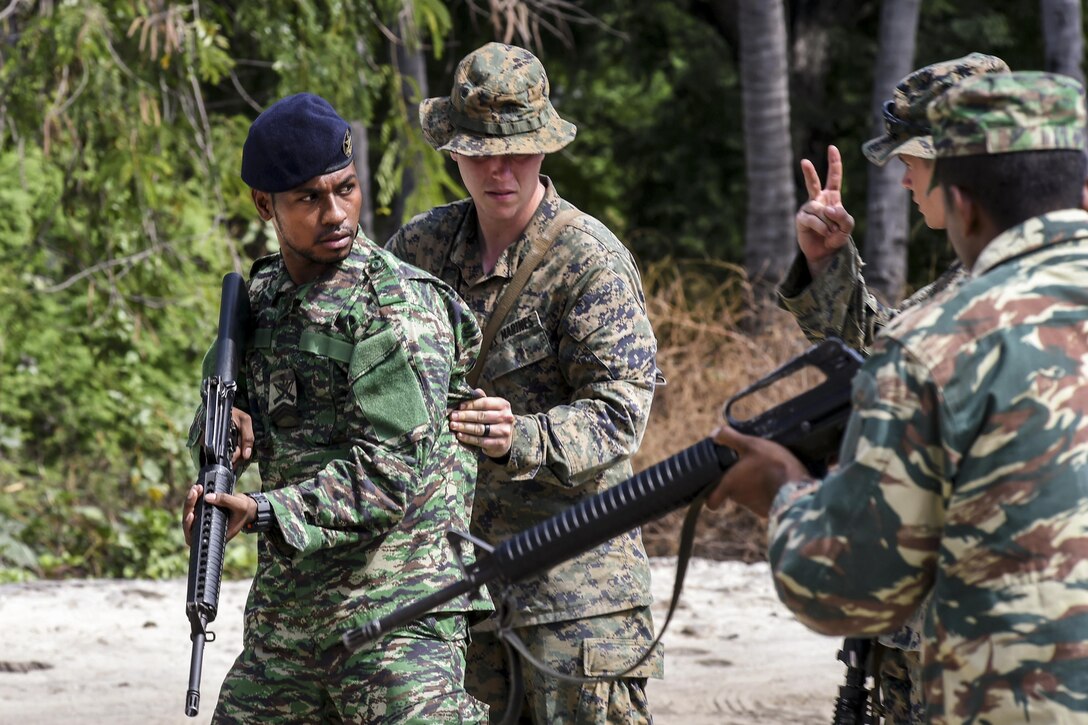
241,93,354,193
862,53,1009,166
928,71,1087,158
419,42,576,157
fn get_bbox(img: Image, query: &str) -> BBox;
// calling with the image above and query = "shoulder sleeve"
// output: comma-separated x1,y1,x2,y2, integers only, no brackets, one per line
506,227,657,486
266,253,474,556
776,239,894,353
766,339,947,636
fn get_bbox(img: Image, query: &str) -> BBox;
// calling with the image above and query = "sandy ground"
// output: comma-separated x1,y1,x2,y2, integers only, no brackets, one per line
0,558,846,724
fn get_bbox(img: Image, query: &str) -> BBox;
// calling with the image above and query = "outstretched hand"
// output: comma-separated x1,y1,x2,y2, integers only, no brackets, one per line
795,145,855,277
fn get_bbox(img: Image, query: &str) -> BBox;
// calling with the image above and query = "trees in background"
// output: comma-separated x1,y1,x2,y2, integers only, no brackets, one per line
1042,0,1084,84
737,0,795,304
863,0,921,303
0,0,1084,579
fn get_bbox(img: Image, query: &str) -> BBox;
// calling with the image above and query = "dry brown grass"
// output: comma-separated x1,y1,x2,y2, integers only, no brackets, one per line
634,259,816,563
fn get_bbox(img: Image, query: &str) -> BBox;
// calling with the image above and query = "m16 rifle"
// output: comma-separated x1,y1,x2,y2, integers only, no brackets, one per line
341,338,862,649
183,272,249,718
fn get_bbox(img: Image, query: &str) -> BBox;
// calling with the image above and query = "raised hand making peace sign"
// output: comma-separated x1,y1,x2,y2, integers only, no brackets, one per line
795,145,856,277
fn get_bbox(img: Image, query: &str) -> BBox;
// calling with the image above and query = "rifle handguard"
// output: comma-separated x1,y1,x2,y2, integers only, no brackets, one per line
342,338,864,653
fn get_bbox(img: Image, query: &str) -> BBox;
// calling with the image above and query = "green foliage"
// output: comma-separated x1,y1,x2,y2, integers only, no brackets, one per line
537,1,748,264
0,1,1074,579
0,0,446,581
0,485,256,580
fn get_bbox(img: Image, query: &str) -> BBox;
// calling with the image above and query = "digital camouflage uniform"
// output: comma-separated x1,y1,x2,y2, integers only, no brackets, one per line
768,72,1088,724
776,53,1008,724
190,239,491,723
388,178,662,723
393,42,663,724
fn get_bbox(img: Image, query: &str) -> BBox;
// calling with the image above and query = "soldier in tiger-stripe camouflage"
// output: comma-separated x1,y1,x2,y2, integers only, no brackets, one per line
181,93,490,723
709,71,1088,724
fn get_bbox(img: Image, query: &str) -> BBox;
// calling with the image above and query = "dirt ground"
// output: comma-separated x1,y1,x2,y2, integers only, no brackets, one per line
0,558,846,724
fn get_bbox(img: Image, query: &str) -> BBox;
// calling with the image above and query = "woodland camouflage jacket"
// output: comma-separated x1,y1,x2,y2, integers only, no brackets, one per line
777,238,968,352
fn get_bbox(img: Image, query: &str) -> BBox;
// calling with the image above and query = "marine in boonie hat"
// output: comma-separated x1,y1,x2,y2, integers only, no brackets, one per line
419,42,576,157
241,92,354,192
927,71,1087,158
862,53,1010,166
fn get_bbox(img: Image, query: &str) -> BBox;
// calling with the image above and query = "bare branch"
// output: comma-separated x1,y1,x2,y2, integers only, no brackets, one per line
466,0,624,51
40,243,173,294
0,0,26,24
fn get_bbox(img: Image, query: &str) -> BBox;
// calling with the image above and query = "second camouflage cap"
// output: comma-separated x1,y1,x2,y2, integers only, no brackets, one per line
862,52,1010,166
928,70,1087,158
419,42,576,157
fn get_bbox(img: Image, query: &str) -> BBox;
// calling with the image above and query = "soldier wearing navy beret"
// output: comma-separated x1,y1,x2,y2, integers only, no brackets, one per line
182,92,492,722
240,92,356,194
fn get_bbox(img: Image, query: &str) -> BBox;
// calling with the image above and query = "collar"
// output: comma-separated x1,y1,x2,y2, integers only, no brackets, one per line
971,209,1088,278
263,233,371,325
450,176,561,286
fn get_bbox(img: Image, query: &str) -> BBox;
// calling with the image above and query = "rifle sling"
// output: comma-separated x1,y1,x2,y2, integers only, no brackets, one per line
493,492,705,696
467,207,582,389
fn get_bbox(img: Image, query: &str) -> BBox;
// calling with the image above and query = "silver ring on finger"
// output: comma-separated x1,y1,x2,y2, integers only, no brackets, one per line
483,423,490,437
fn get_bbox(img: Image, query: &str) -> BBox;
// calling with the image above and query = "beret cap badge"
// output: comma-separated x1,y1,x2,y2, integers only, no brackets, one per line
240,92,355,192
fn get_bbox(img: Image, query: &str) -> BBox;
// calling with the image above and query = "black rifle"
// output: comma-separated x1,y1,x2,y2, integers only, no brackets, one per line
184,272,249,718
341,338,863,654
834,637,878,724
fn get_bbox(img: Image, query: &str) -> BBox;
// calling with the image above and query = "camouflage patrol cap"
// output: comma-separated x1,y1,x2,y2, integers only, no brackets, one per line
862,53,1010,166
928,71,1087,158
419,42,576,157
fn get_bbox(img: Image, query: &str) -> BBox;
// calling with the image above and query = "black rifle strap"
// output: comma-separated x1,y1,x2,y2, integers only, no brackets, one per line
496,488,710,694
497,628,526,725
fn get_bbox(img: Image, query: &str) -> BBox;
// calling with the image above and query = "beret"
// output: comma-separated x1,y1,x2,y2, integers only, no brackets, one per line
241,93,354,192
929,71,1087,158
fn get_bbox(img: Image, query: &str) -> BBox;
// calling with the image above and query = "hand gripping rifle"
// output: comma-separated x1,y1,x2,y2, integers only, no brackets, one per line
341,338,863,654
184,272,250,718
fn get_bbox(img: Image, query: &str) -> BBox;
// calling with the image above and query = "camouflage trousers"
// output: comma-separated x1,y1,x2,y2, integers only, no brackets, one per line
875,646,925,725
467,606,663,724
212,613,488,724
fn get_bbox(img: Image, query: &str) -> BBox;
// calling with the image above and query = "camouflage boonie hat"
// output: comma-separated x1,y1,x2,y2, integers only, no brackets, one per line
420,42,576,156
928,71,1087,158
862,53,1009,166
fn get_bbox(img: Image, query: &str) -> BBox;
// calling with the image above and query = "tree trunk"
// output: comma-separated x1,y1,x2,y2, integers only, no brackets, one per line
1041,0,1085,84
367,3,430,244
738,0,795,310
863,0,920,303
351,120,374,239
789,0,862,167
389,5,428,226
